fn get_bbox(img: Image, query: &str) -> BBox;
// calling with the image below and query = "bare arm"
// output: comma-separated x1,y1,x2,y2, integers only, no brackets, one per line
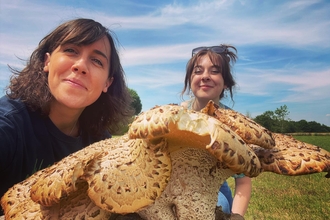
231,176,251,216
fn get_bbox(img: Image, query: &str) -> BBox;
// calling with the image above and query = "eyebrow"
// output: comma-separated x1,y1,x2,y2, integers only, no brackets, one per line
194,65,220,69
94,49,109,63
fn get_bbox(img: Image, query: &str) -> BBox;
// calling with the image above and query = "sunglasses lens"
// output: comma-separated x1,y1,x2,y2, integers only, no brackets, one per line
192,47,206,56
192,46,226,56
211,46,226,54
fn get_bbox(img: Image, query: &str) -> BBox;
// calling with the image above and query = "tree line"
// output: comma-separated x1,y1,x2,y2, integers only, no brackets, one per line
253,105,330,133
124,89,330,134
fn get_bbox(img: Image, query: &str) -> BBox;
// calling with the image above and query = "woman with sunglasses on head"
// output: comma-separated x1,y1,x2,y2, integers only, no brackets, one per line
0,18,133,215
181,45,251,217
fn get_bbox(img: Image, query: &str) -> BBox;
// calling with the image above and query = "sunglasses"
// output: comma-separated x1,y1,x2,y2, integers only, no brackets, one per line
192,45,227,57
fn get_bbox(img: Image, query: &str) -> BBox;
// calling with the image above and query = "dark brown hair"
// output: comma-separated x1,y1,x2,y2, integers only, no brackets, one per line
181,44,237,102
7,18,133,136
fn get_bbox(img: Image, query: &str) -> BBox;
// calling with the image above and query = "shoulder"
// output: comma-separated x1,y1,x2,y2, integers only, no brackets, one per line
233,173,245,178
0,96,32,130
0,96,42,148
0,96,36,133
0,96,27,116
180,101,189,108
218,102,232,110
0,97,37,177
180,99,193,110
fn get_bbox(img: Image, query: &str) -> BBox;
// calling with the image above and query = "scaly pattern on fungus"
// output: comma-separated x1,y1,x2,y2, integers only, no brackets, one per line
1,101,329,220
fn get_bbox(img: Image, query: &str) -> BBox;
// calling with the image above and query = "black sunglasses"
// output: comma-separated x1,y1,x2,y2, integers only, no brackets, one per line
192,45,227,57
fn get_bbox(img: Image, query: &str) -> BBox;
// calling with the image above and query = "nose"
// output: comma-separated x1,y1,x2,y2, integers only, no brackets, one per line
72,57,87,74
201,71,210,81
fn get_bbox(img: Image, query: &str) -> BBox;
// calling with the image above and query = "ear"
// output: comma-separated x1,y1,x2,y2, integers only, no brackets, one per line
103,77,114,93
43,53,51,72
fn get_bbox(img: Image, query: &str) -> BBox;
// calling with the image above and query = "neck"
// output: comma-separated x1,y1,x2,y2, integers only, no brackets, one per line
49,114,79,136
48,105,82,137
68,120,78,136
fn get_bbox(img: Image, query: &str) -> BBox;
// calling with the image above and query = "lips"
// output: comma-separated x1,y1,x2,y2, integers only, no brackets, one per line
200,84,213,88
64,78,87,90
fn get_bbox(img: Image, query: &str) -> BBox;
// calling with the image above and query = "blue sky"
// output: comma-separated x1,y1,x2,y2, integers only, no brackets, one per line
1,0,330,126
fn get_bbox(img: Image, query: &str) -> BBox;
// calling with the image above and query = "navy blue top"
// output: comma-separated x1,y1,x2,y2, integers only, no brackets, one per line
0,95,110,210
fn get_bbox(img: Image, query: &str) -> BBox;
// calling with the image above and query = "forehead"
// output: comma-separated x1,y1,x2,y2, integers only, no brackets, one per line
195,54,221,67
94,35,111,57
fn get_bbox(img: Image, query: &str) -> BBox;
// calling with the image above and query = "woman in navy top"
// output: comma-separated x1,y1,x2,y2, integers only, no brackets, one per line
0,18,133,215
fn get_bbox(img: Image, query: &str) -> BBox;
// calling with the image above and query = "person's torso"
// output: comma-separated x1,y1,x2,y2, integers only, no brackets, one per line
0,96,110,200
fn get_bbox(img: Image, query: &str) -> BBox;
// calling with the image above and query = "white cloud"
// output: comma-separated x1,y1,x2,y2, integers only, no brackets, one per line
1,0,329,125
120,44,188,66
126,68,184,89
236,67,330,104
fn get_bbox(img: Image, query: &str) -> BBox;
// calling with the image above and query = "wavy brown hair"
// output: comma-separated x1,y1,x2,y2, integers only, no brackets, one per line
181,44,237,102
7,18,133,136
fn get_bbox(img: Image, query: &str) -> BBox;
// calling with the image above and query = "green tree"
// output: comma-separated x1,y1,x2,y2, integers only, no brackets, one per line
274,105,290,133
254,105,330,133
129,88,142,115
254,110,276,131
113,88,142,135
308,121,329,132
295,120,310,132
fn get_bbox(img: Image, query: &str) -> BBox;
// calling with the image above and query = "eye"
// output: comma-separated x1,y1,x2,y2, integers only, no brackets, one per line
92,58,103,67
63,47,77,54
193,67,203,75
211,67,221,74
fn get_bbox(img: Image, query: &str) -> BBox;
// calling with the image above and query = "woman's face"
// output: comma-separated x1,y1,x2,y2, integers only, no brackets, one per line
44,35,113,110
190,55,226,103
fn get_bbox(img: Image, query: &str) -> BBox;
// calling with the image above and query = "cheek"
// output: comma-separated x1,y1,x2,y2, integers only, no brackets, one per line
46,60,69,92
47,60,67,78
47,65,60,86
214,79,226,93
47,70,58,94
190,76,199,91
93,73,110,92
213,75,225,85
191,75,200,85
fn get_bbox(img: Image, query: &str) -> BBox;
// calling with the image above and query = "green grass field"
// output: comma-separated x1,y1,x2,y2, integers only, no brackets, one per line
228,135,330,220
